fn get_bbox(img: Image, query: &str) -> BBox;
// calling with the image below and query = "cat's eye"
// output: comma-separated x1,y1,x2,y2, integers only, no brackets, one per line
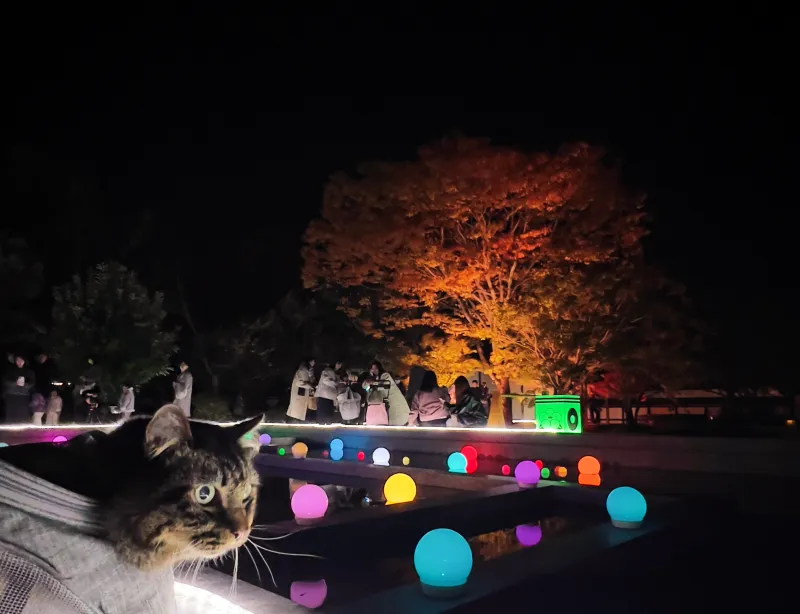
194,484,216,505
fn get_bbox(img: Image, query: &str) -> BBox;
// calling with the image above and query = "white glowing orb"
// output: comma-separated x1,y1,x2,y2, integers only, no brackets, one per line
372,447,390,466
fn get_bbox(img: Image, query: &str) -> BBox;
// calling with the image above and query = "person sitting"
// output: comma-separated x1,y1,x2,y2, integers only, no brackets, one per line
447,376,489,427
408,370,450,426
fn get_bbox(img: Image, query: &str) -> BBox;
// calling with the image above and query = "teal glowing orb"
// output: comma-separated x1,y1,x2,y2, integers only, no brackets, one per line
330,438,344,450
330,447,343,461
447,452,467,474
606,486,647,529
414,528,473,591
0,443,7,448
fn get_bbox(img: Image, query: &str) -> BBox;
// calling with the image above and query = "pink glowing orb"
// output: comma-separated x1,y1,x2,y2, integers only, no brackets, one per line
515,524,543,547
52,435,68,444
514,460,541,487
290,579,327,609
501,464,511,476
259,433,271,445
291,484,328,522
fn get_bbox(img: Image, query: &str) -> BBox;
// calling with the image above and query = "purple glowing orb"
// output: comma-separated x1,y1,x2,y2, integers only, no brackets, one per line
290,579,327,609
515,524,543,547
291,484,329,523
259,433,271,445
52,435,68,444
514,460,540,487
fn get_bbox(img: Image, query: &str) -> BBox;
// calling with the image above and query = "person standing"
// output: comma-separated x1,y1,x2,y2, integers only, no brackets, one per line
408,370,450,426
45,390,63,425
172,362,193,417
118,383,135,422
286,360,315,422
363,361,409,426
315,363,341,425
446,376,489,427
3,356,35,423
30,392,46,426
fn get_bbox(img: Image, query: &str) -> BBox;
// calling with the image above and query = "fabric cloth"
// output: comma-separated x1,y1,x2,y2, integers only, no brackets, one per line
172,371,193,417
0,459,176,613
408,389,449,425
365,403,389,426
286,367,314,421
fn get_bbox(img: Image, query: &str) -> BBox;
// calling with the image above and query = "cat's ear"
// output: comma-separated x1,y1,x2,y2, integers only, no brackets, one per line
227,414,264,460
145,404,192,458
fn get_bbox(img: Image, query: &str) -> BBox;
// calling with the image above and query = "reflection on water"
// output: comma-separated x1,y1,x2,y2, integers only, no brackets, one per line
470,516,569,561
290,579,327,609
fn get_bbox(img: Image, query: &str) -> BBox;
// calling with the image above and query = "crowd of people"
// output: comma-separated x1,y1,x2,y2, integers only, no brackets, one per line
286,359,490,427
1,353,194,425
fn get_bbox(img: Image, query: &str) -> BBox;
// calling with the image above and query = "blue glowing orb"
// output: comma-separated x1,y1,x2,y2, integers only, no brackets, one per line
258,433,271,446
330,447,343,461
606,486,647,529
414,528,473,591
0,443,7,448
330,438,344,450
447,452,468,474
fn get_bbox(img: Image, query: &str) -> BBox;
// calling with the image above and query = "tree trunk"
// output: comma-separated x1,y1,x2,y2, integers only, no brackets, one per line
488,376,513,427
622,395,635,426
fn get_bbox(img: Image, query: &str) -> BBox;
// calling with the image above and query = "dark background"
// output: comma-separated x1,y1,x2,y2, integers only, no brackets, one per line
3,5,796,388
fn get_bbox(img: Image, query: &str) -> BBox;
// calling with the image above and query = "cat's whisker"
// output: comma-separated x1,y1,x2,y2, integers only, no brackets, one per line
246,539,277,588
229,549,239,597
249,541,325,560
241,543,263,588
248,533,295,542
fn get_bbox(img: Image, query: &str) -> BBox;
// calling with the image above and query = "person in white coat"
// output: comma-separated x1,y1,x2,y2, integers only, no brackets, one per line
118,384,135,422
315,364,341,424
172,362,193,417
286,360,315,422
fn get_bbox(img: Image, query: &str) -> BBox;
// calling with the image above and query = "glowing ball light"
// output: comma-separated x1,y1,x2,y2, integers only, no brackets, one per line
330,438,344,450
578,473,602,487
383,473,417,505
402,456,410,466
0,443,8,448
290,579,327,609
372,447,390,466
501,464,511,476
278,447,286,456
578,455,601,475
329,448,343,461
356,450,366,461
447,452,468,474
606,486,647,529
258,433,272,446
291,484,329,525
534,459,543,469
515,524,543,547
460,445,479,474
322,449,329,458
291,442,309,459
540,467,551,479
52,435,68,444
555,466,568,479
414,528,473,597
514,460,540,488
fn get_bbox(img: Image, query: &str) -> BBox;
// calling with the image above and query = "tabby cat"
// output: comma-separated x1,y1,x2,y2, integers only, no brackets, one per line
0,404,262,570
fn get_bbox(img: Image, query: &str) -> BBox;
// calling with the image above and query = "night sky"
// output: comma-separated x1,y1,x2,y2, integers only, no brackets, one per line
4,6,796,386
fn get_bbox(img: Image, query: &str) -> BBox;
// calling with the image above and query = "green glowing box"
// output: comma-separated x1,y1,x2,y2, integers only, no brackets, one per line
534,395,582,434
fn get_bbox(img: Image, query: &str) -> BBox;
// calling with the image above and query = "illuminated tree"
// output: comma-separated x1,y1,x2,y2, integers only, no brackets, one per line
400,333,481,388
303,137,650,425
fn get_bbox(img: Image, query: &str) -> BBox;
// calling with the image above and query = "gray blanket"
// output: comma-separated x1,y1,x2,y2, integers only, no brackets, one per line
0,459,176,613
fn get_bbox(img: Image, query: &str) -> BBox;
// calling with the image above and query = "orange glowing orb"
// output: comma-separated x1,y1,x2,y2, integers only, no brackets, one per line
577,455,601,475
554,466,567,478
578,473,601,487
383,473,417,505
